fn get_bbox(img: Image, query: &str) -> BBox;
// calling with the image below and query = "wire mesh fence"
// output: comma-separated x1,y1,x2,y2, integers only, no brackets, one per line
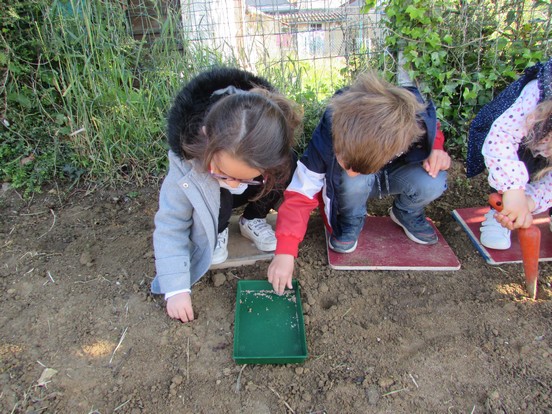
125,0,388,81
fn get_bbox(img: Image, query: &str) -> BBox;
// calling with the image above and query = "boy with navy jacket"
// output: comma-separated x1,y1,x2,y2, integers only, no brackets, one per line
267,71,451,294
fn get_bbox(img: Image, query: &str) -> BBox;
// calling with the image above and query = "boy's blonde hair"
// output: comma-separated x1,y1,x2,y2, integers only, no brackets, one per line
526,100,552,179
330,71,426,174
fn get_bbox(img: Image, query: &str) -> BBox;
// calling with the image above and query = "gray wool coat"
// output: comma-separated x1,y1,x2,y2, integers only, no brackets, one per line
151,150,220,294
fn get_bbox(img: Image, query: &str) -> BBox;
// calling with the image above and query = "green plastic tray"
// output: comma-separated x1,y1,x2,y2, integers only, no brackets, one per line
233,279,308,364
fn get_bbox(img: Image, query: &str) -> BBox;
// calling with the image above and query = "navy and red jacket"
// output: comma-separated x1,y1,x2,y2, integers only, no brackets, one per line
275,86,445,257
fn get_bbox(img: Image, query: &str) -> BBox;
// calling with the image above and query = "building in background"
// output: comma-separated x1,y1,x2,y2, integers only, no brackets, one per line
126,0,385,70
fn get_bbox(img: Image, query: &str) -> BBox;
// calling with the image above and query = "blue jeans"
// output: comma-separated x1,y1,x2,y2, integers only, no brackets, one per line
336,163,448,237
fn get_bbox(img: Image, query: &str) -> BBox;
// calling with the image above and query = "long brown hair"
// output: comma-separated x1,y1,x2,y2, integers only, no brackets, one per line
183,88,302,197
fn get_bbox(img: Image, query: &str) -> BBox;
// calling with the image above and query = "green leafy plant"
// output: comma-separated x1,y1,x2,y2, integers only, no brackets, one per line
383,0,551,159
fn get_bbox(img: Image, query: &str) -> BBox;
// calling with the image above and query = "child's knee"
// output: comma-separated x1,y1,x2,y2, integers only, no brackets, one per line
419,171,448,199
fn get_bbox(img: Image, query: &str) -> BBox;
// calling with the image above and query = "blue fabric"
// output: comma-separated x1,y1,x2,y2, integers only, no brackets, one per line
339,163,447,219
466,57,552,178
301,86,440,238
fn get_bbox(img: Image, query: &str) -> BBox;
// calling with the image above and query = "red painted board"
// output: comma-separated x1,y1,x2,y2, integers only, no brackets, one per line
452,207,552,265
326,216,460,270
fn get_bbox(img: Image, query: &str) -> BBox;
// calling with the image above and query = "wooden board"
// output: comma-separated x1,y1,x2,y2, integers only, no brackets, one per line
452,206,552,265
326,216,460,271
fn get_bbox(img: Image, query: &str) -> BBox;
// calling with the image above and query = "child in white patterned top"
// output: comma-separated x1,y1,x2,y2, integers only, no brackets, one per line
480,79,552,250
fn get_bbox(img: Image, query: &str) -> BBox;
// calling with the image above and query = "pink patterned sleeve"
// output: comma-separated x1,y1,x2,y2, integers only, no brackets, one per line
482,80,540,193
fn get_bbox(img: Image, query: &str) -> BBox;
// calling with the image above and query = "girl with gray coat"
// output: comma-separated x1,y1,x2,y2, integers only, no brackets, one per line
152,67,302,322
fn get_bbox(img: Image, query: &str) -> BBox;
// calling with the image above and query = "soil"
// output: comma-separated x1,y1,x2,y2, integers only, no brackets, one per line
1,160,551,414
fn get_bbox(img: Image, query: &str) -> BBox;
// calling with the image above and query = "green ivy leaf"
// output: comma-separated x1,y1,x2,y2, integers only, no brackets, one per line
405,5,425,21
442,34,453,45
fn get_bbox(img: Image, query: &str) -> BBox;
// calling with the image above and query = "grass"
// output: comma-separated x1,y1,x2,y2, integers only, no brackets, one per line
2,0,355,195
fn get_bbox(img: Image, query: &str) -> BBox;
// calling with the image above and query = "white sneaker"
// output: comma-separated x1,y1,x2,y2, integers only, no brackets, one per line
480,209,511,250
239,217,277,251
212,228,229,264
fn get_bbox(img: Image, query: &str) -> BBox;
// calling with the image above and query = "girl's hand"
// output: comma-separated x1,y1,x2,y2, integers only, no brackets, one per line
268,254,295,295
496,189,534,230
167,292,194,323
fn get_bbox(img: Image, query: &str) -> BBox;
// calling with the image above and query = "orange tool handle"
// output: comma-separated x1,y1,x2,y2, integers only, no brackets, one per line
488,193,541,299
488,193,504,212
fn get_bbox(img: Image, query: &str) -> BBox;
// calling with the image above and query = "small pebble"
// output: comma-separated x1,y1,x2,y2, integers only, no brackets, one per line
212,273,226,287
366,386,380,405
79,251,93,266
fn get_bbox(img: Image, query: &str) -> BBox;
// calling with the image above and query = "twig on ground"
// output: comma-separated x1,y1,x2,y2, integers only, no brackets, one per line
268,385,295,413
17,211,48,216
409,373,419,388
74,277,101,284
341,307,352,318
47,271,55,284
113,399,131,412
235,364,247,393
37,209,56,240
109,327,128,365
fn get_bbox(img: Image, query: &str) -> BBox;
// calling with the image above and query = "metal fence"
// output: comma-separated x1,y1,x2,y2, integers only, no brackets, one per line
126,0,387,74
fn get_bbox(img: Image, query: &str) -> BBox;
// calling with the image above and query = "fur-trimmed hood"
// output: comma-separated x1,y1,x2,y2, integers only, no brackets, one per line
166,67,274,157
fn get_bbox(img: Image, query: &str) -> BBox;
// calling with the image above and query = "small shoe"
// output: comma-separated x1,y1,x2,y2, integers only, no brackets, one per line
480,209,511,250
328,234,358,253
239,217,277,251
389,206,438,245
212,227,229,264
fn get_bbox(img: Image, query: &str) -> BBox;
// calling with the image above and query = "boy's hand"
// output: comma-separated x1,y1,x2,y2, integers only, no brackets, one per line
495,189,535,230
166,292,194,323
423,149,451,178
267,254,295,295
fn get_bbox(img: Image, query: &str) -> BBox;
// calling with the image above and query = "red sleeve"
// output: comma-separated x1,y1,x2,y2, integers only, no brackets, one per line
433,121,445,150
275,189,320,257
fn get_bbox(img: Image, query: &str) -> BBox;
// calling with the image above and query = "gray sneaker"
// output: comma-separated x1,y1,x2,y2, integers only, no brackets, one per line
389,206,437,245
